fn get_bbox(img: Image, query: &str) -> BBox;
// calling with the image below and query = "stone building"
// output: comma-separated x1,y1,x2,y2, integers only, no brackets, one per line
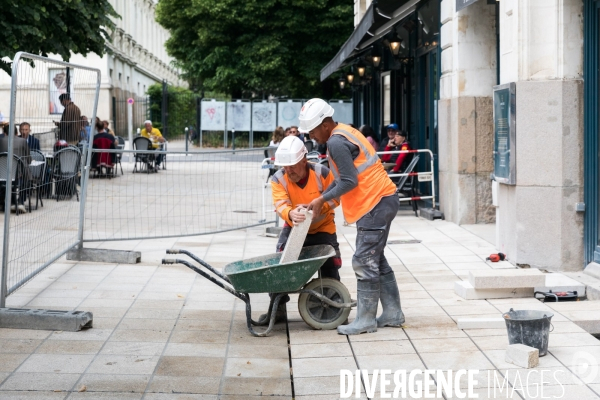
0,0,183,137
323,0,592,272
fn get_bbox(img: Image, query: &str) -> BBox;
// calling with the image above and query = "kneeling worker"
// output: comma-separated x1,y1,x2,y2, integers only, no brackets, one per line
301,98,404,336
260,136,341,323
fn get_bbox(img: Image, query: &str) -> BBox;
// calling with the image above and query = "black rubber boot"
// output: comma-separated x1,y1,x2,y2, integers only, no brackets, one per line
257,304,286,324
337,281,379,335
377,272,405,327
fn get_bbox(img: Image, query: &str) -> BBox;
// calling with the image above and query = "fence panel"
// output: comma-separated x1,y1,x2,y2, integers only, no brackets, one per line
82,147,276,242
1,53,100,305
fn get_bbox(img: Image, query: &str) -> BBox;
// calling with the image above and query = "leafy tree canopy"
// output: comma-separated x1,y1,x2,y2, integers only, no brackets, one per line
0,0,119,75
156,0,352,98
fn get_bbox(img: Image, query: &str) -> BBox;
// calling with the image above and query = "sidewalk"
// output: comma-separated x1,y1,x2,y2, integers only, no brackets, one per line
1,210,599,399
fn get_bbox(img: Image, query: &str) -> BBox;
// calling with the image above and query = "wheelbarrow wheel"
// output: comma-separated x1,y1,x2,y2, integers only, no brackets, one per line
298,278,351,330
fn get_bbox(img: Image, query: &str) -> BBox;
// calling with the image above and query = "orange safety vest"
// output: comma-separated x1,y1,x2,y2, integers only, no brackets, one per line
327,123,397,224
271,163,339,235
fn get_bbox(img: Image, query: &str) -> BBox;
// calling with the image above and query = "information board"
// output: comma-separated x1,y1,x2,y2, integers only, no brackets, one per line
226,101,251,131
493,83,516,185
329,101,353,125
252,102,277,132
201,100,226,131
277,100,302,127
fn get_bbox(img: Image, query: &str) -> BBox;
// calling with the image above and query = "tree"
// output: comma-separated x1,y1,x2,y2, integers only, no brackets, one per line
0,1,119,75
156,0,352,98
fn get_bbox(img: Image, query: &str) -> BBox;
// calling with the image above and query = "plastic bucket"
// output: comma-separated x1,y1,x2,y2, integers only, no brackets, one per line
502,308,554,356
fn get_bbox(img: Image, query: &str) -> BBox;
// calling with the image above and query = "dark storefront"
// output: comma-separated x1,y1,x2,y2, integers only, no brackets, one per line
321,0,440,202
584,0,600,265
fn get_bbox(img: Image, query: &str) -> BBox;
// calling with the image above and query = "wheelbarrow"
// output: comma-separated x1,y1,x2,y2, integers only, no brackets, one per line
162,244,355,337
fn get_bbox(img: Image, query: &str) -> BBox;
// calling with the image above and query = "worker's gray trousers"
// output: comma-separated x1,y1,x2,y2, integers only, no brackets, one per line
352,194,399,283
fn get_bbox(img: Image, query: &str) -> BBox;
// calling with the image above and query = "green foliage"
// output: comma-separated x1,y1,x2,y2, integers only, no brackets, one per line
0,0,119,75
146,83,198,141
155,0,352,98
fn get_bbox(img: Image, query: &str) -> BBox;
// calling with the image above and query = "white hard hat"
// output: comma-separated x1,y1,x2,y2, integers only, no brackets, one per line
274,136,308,166
298,98,334,133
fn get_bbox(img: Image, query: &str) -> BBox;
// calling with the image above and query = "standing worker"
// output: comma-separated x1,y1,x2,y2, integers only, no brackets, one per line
300,98,404,335
259,136,342,323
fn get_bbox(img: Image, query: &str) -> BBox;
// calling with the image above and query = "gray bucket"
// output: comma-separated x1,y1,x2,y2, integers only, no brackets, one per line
502,308,554,357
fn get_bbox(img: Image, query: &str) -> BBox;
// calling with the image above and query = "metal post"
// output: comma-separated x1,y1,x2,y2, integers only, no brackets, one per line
127,101,133,153
1,52,22,308
77,67,102,251
231,129,235,153
250,101,253,150
161,80,168,139
224,102,228,148
185,127,189,153
112,96,117,135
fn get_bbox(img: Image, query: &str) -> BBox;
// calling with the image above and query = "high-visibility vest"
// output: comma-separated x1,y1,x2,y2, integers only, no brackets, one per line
328,123,397,224
271,163,339,235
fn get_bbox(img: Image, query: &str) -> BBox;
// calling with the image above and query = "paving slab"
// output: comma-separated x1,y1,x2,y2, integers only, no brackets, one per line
469,269,546,289
455,280,534,300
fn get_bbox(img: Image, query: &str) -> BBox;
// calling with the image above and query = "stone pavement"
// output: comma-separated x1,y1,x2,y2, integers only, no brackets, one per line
1,208,600,399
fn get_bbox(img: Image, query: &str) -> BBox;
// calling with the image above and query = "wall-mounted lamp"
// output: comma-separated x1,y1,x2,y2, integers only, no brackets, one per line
388,32,402,56
372,55,381,68
357,61,366,77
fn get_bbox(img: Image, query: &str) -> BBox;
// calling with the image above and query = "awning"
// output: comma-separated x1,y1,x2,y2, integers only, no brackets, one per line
320,0,423,81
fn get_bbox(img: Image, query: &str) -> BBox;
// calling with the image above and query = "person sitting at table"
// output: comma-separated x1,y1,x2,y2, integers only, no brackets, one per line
0,125,31,212
381,131,413,182
103,120,116,137
140,120,165,172
91,119,116,172
19,122,40,151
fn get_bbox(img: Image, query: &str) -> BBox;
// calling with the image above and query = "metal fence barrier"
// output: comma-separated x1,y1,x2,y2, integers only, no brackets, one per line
82,147,276,242
1,53,100,306
379,148,437,208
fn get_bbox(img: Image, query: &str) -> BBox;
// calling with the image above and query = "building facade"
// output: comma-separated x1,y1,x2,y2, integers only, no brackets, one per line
324,0,591,272
0,0,183,137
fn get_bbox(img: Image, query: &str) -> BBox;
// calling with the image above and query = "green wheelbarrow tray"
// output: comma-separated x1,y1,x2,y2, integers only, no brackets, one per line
223,245,335,293
162,244,354,337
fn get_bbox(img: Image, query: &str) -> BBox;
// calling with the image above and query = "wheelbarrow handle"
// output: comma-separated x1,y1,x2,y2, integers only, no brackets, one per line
162,258,246,302
167,249,231,283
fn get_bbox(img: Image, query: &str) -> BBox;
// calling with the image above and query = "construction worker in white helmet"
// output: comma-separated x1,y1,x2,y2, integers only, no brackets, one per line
258,136,341,324
301,98,404,336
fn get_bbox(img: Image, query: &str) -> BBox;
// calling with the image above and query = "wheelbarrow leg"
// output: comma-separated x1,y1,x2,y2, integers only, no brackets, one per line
244,293,286,337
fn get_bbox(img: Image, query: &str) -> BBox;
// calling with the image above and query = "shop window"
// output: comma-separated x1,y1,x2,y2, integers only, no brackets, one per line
382,73,391,127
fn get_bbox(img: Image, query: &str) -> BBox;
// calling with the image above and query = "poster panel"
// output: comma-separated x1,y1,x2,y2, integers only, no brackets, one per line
201,100,226,131
252,102,277,131
226,101,251,131
277,101,302,128
329,101,353,125
49,69,75,114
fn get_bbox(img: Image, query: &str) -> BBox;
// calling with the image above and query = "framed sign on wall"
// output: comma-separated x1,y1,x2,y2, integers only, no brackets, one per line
493,82,516,185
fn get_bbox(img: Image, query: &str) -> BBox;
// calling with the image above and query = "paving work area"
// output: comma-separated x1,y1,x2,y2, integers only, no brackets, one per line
2,208,600,399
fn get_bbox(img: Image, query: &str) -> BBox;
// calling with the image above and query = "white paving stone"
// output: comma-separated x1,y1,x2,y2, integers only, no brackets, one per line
469,269,546,289
454,280,534,300
505,344,539,369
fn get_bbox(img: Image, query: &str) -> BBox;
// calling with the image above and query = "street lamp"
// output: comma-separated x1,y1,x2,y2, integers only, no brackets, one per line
338,76,347,90
388,32,402,56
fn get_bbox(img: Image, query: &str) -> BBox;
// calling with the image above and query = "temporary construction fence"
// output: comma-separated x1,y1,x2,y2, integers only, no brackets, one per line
82,148,275,242
1,52,101,306
0,54,279,308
